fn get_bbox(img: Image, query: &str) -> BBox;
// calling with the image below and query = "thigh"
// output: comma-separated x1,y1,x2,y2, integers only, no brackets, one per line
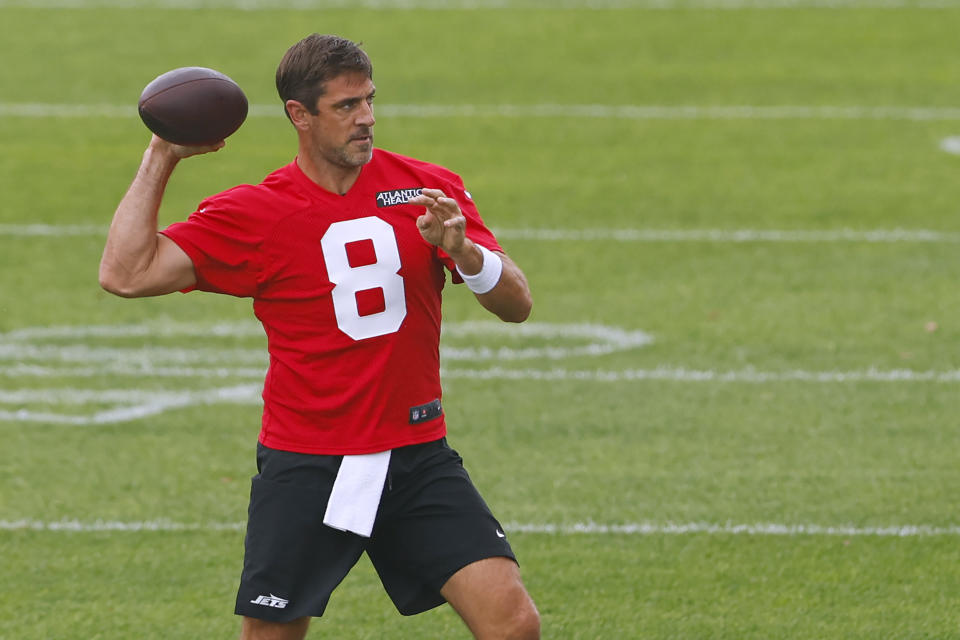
440,556,539,640
235,446,366,622
366,439,516,616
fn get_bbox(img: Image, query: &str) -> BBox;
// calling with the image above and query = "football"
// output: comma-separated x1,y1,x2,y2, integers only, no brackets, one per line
137,67,248,146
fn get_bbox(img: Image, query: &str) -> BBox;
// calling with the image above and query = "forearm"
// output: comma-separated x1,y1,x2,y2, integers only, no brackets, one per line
408,188,533,322
99,143,183,296
452,242,533,323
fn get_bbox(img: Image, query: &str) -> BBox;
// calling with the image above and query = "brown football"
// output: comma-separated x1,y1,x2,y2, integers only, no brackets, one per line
137,67,248,146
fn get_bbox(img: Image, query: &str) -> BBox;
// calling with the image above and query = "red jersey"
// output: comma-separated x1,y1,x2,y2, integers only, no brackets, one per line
161,149,502,455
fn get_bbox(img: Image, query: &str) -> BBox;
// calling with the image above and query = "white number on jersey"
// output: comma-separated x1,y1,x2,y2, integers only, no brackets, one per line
321,216,407,341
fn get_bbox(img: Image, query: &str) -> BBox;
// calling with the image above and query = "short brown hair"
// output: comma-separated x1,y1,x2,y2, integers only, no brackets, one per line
275,34,373,119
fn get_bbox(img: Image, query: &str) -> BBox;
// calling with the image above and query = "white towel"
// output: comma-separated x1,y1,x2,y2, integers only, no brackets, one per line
323,450,392,537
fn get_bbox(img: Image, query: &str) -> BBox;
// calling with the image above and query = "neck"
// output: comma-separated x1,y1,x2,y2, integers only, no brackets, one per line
296,149,364,196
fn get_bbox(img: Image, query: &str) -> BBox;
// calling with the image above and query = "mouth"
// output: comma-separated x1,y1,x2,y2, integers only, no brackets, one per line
350,131,373,144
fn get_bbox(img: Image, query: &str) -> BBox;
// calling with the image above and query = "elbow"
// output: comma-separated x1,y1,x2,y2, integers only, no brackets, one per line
98,265,140,298
99,276,133,298
498,294,533,324
515,297,534,323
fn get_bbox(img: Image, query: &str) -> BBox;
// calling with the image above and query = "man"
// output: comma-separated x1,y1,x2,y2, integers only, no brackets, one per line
99,34,539,640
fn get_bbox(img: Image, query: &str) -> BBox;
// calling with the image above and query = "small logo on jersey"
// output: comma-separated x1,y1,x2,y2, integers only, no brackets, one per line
409,398,443,424
496,529,506,538
376,188,423,208
250,594,289,609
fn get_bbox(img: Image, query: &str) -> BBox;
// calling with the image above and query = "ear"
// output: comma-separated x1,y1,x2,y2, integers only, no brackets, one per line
285,99,313,131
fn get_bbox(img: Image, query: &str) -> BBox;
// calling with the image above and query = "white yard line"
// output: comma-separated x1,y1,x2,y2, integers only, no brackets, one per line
4,224,960,243
0,386,259,404
3,321,958,425
2,322,264,340
443,366,960,383
940,136,960,155
5,103,960,121
0,384,262,424
0,224,106,236
503,521,960,536
5,365,960,384
2,518,958,536
4,365,960,425
493,228,960,242
1,0,958,8
372,104,960,120
0,343,266,365
0,363,267,379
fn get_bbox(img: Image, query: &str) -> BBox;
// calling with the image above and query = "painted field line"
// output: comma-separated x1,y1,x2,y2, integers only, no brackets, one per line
0,386,261,405
3,519,959,537
5,103,960,121
3,321,264,339
942,136,960,155
0,384,262,425
5,365,960,384
0,519,245,532
444,366,960,383
494,228,960,243
0,343,266,365
5,224,960,244
0,322,650,365
0,363,268,379
0,224,106,236
372,104,960,121
504,522,960,536
5,319,960,425
2,0,959,9
6,365,960,425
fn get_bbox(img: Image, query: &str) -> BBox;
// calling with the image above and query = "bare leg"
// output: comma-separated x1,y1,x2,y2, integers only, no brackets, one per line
239,616,311,640
440,557,540,640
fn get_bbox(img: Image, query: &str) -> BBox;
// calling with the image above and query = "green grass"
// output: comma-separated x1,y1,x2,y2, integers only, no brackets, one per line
3,3,960,638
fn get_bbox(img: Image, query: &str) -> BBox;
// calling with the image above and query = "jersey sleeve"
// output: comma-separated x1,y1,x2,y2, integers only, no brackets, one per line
434,174,504,284
160,191,263,298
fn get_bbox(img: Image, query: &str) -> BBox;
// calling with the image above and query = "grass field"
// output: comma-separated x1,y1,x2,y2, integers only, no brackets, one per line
3,1,960,638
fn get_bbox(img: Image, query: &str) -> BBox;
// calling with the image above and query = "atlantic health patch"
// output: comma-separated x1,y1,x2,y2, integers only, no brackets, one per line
376,187,423,208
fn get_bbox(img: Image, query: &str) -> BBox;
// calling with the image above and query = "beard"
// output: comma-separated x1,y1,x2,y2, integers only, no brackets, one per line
324,129,374,169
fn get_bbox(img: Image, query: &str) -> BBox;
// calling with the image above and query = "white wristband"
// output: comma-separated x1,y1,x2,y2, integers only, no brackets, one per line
456,244,503,294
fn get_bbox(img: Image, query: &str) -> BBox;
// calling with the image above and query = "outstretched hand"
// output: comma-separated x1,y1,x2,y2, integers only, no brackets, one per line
409,188,468,258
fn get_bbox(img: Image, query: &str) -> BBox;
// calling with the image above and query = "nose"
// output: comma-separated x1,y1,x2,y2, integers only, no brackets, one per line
357,100,375,127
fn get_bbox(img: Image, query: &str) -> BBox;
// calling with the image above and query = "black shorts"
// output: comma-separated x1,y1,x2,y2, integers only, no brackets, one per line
234,438,516,622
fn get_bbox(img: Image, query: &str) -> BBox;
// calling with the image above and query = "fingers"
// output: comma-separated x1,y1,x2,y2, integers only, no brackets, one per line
149,134,225,160
408,189,462,222
411,188,467,252
175,139,226,159
421,188,444,197
443,213,466,229
417,210,465,231
409,188,452,208
416,212,434,231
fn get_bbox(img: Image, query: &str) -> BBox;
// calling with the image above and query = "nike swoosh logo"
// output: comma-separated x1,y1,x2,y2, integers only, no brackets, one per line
496,529,506,538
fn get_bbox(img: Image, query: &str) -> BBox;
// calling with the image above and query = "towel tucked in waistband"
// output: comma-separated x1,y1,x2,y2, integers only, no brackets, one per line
322,450,392,538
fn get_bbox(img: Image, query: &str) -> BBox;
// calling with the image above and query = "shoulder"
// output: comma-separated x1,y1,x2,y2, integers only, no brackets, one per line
198,162,311,218
372,149,464,186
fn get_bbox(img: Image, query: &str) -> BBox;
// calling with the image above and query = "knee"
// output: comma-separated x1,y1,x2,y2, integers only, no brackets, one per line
504,600,541,640
239,616,310,640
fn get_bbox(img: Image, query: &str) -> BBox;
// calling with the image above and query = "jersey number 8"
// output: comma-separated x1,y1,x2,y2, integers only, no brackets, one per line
321,216,408,341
